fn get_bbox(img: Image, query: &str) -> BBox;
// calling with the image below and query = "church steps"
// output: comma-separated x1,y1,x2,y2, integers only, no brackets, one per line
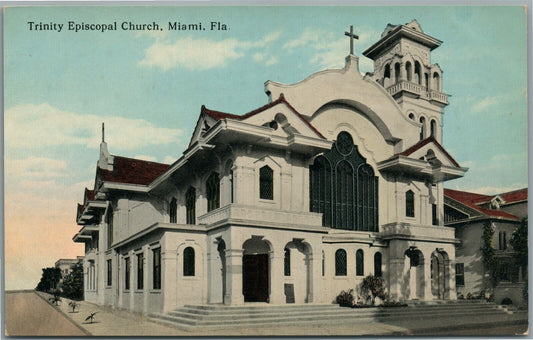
170,305,505,321
148,302,524,330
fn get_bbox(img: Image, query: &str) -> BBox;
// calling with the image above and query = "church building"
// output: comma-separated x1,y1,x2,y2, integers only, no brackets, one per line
74,20,468,314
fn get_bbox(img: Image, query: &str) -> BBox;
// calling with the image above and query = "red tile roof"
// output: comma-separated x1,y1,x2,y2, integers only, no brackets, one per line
98,156,170,186
444,188,520,220
500,188,528,204
84,188,95,202
201,94,325,139
398,136,460,167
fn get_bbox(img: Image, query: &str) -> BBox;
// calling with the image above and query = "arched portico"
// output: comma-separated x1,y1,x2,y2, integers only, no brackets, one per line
283,240,313,304
404,248,425,300
431,249,450,300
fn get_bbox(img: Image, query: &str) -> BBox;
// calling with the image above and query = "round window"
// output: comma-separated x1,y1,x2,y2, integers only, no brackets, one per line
335,132,353,155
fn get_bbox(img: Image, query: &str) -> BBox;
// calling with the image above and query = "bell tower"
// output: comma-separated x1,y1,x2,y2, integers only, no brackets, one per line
363,20,448,142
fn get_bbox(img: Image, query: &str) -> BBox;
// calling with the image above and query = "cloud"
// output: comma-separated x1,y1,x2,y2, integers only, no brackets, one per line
138,31,281,71
5,156,67,180
163,155,177,164
471,96,500,113
447,183,527,196
265,57,278,66
134,154,158,162
283,27,379,71
5,103,183,151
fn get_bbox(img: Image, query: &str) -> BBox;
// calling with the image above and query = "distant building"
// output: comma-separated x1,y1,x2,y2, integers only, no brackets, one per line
444,188,527,305
54,256,84,290
74,20,469,315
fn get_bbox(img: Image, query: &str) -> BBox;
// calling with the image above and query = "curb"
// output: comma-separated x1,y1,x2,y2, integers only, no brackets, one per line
34,291,92,336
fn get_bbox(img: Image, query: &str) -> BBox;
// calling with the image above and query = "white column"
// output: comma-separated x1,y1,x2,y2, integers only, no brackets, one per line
224,249,244,305
388,258,405,301
269,250,285,304
161,249,177,313
446,258,456,300
423,257,433,300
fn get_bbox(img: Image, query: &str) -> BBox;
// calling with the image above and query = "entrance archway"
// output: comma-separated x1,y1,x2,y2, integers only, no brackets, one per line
284,240,312,303
242,237,271,302
431,249,449,300
404,248,425,300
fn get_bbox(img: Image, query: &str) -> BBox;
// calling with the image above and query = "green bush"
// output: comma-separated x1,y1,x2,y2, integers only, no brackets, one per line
336,289,355,307
360,275,387,305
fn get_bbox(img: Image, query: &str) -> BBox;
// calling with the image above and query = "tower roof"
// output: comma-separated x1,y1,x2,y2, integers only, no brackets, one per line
363,19,442,60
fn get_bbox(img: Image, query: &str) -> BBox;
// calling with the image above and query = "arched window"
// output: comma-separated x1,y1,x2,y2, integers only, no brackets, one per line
310,132,379,231
424,73,429,89
433,72,441,92
406,190,415,217
335,249,347,276
183,247,195,276
419,116,426,140
206,172,220,212
169,197,177,223
408,113,415,120
259,166,274,200
186,187,196,224
430,120,437,138
414,61,421,85
384,64,391,79
284,248,291,276
374,252,382,277
336,161,354,229
356,249,364,276
107,206,113,249
499,231,507,250
394,63,400,83
406,62,412,82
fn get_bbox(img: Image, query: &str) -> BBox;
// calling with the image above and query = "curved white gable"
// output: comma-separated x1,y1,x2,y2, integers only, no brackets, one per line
265,55,419,146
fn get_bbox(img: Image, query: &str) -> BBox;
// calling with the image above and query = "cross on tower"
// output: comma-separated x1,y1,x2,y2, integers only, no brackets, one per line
344,25,359,55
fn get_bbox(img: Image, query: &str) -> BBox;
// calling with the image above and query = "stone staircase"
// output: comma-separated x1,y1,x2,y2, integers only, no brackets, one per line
148,300,528,332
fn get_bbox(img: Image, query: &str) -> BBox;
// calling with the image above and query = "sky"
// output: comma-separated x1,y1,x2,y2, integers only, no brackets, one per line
3,6,528,290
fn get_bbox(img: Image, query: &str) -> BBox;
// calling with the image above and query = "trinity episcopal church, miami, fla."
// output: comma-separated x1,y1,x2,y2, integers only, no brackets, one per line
74,20,468,314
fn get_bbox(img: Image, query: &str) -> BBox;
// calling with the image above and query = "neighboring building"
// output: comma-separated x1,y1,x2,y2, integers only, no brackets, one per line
444,188,527,305
54,256,84,290
74,20,469,315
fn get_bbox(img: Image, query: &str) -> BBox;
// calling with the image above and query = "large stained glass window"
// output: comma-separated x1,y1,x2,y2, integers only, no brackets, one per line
310,131,378,231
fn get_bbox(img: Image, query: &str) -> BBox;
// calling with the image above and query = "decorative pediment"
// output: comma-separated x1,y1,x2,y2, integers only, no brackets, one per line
377,137,467,182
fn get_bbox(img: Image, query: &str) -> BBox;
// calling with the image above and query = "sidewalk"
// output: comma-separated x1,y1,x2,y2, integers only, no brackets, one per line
36,292,184,336
35,292,409,336
35,292,527,336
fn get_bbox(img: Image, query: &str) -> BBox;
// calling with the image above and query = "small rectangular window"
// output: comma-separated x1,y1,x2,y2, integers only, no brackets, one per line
124,257,130,290
153,248,161,289
259,166,274,200
432,204,438,225
137,253,144,290
499,262,511,282
406,190,415,217
284,248,291,276
455,263,464,286
107,259,112,286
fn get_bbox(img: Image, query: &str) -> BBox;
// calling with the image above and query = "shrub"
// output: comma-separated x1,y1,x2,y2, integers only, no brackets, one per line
360,275,387,305
336,289,355,307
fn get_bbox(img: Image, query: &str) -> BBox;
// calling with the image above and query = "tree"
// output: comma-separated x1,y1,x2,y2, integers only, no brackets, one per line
510,217,528,268
36,267,62,292
62,262,84,300
510,217,528,302
481,221,497,285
